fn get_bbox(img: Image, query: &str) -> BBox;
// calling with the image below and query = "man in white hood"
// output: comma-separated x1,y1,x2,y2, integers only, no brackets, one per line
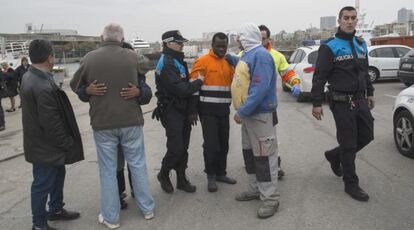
231,23,280,218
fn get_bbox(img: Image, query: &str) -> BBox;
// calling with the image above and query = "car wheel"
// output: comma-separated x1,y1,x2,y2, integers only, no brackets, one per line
368,67,379,83
394,110,414,158
282,82,290,92
404,82,413,87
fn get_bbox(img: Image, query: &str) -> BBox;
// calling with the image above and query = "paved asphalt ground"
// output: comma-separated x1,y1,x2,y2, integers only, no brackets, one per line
0,73,413,230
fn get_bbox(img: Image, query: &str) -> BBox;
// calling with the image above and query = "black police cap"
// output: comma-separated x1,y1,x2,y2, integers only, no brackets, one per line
162,30,188,43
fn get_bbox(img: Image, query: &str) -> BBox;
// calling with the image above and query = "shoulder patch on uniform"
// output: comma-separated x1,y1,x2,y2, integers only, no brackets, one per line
321,37,334,45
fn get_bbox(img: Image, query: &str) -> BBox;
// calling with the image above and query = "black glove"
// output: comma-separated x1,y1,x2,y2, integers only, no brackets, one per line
152,107,161,121
188,114,198,126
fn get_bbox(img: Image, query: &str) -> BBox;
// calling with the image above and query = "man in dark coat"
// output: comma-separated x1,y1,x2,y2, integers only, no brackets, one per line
0,71,5,131
21,39,84,230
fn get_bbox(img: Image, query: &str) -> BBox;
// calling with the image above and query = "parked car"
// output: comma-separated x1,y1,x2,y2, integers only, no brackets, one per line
393,85,414,158
287,46,319,102
397,48,414,87
368,45,411,82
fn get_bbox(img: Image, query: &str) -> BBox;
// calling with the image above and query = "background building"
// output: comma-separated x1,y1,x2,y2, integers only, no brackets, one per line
320,16,336,30
398,8,414,23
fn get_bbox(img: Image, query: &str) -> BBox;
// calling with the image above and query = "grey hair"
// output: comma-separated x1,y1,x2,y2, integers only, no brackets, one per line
102,23,124,42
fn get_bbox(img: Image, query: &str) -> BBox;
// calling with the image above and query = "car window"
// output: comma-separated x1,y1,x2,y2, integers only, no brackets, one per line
374,48,394,58
289,50,298,63
395,47,410,57
294,50,305,63
307,51,318,65
403,48,414,58
369,50,377,57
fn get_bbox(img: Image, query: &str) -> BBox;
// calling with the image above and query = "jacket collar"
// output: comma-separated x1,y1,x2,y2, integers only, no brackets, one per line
335,27,356,41
208,49,224,59
100,41,122,47
163,46,185,60
29,66,54,81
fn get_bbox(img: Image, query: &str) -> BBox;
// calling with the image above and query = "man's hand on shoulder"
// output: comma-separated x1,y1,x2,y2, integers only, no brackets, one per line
120,82,140,100
86,80,107,96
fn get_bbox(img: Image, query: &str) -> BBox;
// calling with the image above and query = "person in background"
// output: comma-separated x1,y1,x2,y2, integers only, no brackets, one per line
15,56,30,108
1,62,18,112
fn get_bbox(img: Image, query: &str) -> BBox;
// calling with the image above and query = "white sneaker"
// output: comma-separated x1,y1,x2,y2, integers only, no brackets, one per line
98,213,120,229
143,212,154,220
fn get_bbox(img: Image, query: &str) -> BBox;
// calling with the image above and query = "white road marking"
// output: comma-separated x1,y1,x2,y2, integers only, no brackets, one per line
384,94,397,99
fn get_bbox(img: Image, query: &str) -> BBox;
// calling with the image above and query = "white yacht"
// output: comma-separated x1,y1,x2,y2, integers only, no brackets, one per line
130,38,150,49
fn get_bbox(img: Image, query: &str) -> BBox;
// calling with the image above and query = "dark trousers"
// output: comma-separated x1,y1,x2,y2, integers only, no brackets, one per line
200,115,229,176
31,165,66,228
329,98,374,187
0,99,4,127
116,144,133,195
160,108,191,172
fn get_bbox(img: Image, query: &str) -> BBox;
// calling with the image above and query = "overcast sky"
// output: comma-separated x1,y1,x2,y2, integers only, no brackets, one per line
0,0,413,42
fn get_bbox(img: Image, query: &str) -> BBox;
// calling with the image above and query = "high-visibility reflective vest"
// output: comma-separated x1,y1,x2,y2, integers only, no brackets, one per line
189,49,234,116
268,48,300,87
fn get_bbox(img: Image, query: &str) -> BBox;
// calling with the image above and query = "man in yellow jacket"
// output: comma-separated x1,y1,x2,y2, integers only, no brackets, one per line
259,25,301,97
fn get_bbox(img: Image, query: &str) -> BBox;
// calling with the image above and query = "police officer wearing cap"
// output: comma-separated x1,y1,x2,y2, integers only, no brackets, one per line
311,6,375,202
153,30,204,193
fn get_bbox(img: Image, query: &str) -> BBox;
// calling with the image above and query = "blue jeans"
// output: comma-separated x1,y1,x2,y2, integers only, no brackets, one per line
93,125,155,224
31,165,66,228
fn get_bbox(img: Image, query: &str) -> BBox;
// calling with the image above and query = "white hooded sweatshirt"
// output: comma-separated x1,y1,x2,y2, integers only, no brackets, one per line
238,23,262,52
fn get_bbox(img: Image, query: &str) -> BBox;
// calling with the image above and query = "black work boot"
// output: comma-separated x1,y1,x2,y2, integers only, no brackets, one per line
176,171,196,193
157,168,174,193
325,150,342,177
345,185,369,202
207,175,218,192
278,156,285,180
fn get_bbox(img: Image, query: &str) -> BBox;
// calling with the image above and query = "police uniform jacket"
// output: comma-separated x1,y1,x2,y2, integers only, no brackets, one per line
311,28,375,107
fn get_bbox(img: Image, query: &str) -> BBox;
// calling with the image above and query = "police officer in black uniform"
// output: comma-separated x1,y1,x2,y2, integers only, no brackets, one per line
311,6,375,202
153,30,204,193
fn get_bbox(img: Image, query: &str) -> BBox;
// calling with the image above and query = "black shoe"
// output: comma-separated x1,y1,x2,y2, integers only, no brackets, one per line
176,172,196,193
345,185,369,202
325,151,342,177
120,198,128,210
0,126,5,131
216,175,237,184
278,169,285,180
120,192,127,200
207,175,217,192
31,224,57,230
48,208,80,221
157,170,174,193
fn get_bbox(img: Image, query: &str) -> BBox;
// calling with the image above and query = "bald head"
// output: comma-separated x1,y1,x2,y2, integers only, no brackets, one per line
102,23,124,42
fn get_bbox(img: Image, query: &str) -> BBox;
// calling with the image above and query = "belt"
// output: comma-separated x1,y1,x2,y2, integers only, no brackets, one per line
330,91,365,102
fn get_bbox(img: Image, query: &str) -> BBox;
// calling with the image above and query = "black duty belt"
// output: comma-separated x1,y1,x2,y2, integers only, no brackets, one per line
330,91,365,102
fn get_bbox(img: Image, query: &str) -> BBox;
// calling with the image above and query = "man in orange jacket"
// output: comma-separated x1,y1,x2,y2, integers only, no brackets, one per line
189,32,237,192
